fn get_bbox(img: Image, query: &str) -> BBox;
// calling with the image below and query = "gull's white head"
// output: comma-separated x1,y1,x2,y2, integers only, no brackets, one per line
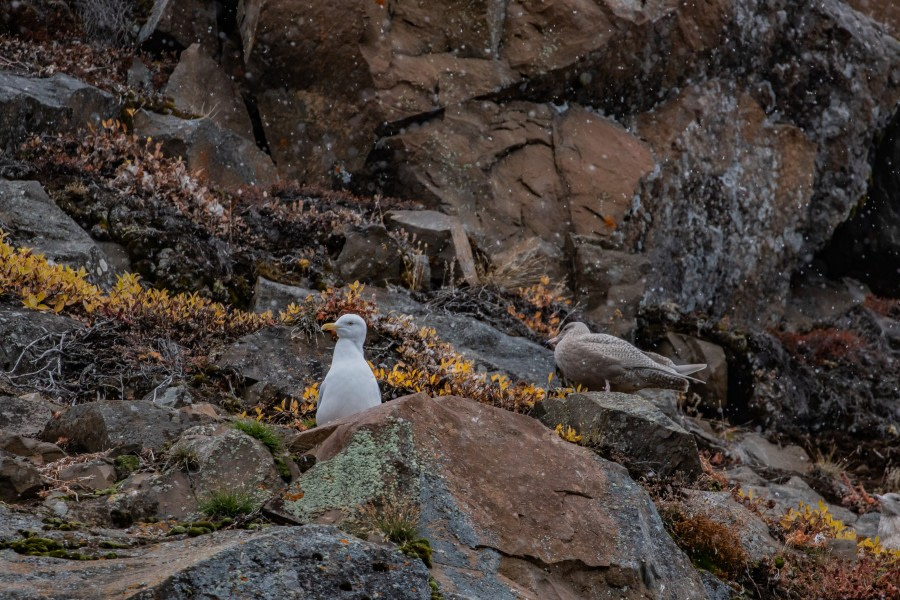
878,493,900,517
322,313,368,348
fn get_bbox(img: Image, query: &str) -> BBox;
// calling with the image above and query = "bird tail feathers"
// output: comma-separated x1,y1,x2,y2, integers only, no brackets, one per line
673,363,707,376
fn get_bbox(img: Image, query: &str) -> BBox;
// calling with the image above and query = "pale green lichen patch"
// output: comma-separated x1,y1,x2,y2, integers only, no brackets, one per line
283,420,419,522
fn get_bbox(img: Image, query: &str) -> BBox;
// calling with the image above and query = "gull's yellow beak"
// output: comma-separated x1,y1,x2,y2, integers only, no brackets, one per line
322,322,338,333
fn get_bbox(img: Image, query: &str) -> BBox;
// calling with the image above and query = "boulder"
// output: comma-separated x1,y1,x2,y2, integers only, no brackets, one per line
165,424,284,504
336,223,404,285
132,110,277,192
0,430,65,465
165,43,255,141
731,432,813,475
40,401,216,454
0,453,44,501
57,460,117,491
384,210,478,288
0,179,118,287
283,394,707,599
112,424,285,520
249,277,316,314
0,393,63,438
535,392,703,479
212,326,331,396
138,0,218,52
0,72,119,152
0,525,431,599
371,287,557,383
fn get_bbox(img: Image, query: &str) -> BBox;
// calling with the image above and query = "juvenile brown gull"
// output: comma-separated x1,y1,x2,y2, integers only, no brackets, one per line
548,322,707,393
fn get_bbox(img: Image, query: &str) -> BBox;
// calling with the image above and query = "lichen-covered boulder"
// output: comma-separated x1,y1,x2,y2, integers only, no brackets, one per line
109,424,286,522
283,394,706,599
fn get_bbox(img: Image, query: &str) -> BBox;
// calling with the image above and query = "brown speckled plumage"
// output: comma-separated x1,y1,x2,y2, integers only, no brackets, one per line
548,322,707,393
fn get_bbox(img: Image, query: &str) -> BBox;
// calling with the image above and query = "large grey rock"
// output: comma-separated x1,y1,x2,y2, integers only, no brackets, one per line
40,401,216,454
213,325,331,394
133,110,277,192
0,452,44,501
0,179,117,287
0,72,119,152
0,525,431,599
372,287,556,383
0,393,63,438
731,432,813,475
534,392,703,479
284,394,707,599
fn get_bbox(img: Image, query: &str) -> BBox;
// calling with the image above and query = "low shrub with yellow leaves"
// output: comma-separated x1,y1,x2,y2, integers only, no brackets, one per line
554,424,583,444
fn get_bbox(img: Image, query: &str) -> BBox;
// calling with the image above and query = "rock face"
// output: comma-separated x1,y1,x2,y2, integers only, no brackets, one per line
0,179,117,287
41,401,216,454
231,0,898,325
165,44,256,142
284,394,706,599
629,79,818,323
0,525,431,599
535,392,703,479
0,72,119,152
